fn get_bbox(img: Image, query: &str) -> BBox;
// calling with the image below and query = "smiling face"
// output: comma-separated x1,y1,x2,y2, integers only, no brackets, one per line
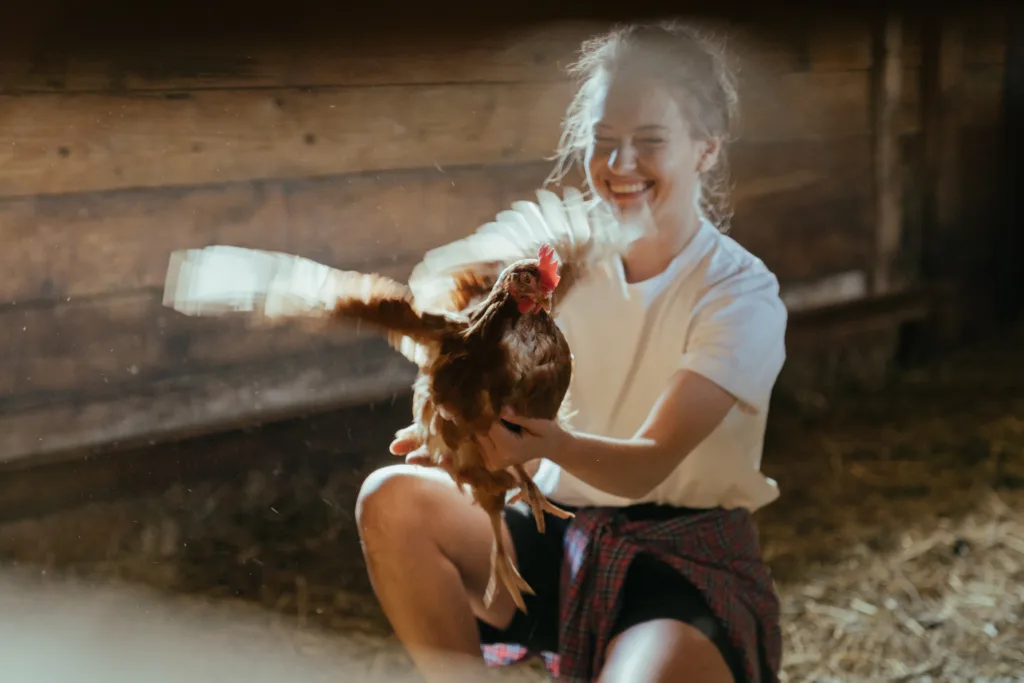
583,75,719,226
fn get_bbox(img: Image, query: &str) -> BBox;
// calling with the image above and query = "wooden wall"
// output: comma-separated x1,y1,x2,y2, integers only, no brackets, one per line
0,5,1009,465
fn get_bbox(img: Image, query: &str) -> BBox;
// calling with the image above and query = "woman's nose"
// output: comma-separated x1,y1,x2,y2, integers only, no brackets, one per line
608,144,637,173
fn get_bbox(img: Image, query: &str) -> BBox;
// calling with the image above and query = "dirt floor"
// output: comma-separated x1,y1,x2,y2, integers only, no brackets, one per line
0,326,1021,682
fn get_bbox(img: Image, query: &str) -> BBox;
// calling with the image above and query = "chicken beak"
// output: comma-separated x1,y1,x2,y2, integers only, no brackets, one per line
538,293,553,314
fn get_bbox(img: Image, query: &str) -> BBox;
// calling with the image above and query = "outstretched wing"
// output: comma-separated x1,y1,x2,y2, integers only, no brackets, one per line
163,246,461,356
163,246,343,320
408,186,650,315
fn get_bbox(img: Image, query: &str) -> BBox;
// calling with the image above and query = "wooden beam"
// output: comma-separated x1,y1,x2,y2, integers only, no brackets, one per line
785,287,933,351
920,14,965,344
871,12,905,294
995,6,1023,325
0,338,418,466
0,69,880,200
0,82,574,199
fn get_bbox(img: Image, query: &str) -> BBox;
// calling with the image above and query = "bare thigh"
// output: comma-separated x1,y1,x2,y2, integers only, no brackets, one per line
598,619,736,683
355,463,520,631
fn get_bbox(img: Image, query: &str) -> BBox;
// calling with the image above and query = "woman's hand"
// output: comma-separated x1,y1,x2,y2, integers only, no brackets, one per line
389,426,440,467
477,409,569,471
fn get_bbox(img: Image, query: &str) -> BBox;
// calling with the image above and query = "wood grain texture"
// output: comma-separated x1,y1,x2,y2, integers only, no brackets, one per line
872,14,907,294
803,13,1006,73
0,65,887,199
728,136,875,282
904,10,1007,69
0,338,418,464
1,257,419,406
0,82,573,198
806,18,873,71
0,23,598,92
735,71,871,141
0,162,550,305
0,13,812,94
0,182,291,304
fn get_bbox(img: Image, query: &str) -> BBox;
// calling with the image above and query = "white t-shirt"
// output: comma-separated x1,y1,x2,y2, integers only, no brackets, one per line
530,216,787,512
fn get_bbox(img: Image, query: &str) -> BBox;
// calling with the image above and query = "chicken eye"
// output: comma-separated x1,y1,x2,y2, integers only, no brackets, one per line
521,273,533,286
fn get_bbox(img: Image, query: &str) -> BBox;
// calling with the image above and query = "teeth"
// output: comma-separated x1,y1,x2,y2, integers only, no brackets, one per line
609,183,648,194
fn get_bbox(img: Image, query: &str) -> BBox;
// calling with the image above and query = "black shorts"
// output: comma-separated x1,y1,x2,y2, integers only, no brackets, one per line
477,501,747,682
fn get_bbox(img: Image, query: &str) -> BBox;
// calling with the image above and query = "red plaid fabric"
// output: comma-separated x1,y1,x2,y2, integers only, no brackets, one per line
482,505,781,682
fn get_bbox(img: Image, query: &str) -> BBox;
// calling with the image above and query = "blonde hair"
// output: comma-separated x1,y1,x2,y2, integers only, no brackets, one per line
546,21,740,232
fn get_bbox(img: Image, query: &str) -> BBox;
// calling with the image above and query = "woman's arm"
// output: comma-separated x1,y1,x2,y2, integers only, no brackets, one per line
546,369,736,499
486,277,788,498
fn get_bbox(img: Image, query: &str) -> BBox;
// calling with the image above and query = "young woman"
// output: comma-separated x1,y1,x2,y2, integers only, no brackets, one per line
356,21,787,683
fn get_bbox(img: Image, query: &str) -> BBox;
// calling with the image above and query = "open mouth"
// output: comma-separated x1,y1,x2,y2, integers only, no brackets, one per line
606,180,654,202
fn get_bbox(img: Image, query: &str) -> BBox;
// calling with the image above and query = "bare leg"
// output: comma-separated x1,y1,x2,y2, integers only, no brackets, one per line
597,619,736,683
356,464,521,682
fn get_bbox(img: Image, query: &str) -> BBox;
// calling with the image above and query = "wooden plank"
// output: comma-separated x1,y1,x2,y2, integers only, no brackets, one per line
920,16,966,344
871,14,906,294
901,64,1004,131
0,253,422,406
785,287,933,350
0,69,877,200
0,22,603,93
961,8,1009,66
806,18,873,71
0,393,414,522
0,338,419,465
901,66,922,134
735,71,871,141
905,10,1006,70
0,162,548,304
0,82,574,199
0,183,290,305
0,13,812,94
962,65,1006,126
727,135,875,282
997,12,1023,325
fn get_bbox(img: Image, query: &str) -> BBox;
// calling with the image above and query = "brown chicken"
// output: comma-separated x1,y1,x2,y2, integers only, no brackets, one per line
161,187,648,611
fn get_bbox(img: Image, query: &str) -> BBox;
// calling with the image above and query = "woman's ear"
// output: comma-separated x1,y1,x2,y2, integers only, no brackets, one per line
696,136,722,174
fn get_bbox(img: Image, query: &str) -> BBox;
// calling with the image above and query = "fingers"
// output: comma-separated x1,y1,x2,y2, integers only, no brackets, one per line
389,438,417,456
404,446,434,466
389,424,422,456
498,408,545,437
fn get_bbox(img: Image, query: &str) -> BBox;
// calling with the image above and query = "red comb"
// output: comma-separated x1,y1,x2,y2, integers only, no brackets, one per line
537,244,561,291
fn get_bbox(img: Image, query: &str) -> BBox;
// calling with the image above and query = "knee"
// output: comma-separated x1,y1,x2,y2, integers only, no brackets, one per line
355,464,442,547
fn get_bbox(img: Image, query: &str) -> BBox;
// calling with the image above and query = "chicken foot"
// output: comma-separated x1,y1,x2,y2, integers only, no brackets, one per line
510,466,574,534
482,501,535,613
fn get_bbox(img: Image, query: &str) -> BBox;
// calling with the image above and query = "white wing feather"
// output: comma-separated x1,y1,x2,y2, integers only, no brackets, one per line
162,246,346,322
162,188,649,367
408,186,646,309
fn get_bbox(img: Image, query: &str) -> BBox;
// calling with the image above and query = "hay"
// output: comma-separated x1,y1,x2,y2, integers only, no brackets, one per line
0,327,1020,681
775,490,1024,682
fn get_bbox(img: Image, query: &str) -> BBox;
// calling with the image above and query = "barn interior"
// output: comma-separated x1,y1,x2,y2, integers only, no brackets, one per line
0,0,1021,680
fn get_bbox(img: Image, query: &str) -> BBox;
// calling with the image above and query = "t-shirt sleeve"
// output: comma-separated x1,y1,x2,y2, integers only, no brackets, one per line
677,274,788,413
